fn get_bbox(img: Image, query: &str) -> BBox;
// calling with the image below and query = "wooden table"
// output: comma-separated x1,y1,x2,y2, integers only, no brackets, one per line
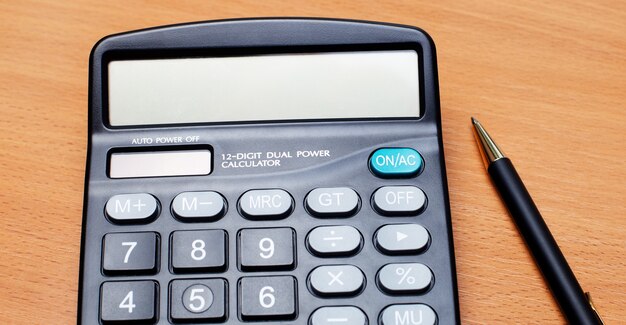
1,1,624,323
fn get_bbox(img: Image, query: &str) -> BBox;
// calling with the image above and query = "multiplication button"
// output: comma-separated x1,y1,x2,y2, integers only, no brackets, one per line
372,186,426,216
307,226,362,257
310,306,367,325
377,263,433,294
169,279,227,323
239,276,297,321
309,265,364,297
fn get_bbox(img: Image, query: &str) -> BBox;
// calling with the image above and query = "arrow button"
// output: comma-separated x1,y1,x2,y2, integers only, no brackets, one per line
375,224,430,254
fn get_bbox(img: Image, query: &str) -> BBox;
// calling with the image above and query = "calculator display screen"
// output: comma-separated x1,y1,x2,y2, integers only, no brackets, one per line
107,50,420,126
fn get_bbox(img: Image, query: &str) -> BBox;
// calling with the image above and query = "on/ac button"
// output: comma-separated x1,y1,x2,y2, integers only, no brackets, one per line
369,148,423,178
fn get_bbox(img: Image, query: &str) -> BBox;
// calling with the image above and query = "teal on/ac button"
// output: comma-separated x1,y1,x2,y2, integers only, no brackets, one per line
370,148,424,178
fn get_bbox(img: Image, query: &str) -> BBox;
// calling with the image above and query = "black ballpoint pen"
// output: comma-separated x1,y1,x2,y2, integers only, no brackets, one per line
471,117,604,324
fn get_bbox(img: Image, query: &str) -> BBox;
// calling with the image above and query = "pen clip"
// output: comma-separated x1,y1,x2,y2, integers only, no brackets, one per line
585,292,605,325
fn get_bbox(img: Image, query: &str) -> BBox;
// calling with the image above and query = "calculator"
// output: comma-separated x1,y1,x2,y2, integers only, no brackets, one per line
78,18,460,325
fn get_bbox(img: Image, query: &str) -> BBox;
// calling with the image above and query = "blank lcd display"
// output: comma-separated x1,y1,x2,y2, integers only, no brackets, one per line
108,50,420,126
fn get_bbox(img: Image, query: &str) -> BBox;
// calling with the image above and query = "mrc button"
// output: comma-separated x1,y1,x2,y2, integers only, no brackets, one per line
370,148,423,178
373,186,426,216
239,189,294,220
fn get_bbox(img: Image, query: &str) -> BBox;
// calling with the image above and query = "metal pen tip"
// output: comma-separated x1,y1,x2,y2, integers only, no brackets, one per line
471,117,506,167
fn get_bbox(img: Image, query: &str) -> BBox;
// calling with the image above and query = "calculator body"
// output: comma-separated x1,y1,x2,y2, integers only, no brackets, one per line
79,18,460,324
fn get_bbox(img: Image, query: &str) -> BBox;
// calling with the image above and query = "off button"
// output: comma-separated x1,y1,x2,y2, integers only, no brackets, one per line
369,148,423,178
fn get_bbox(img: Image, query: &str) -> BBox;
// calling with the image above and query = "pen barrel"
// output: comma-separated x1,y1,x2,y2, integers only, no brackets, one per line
488,158,599,325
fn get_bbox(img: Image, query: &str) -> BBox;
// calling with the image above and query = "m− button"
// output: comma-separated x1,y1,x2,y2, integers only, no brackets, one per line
172,191,226,222
105,193,159,224
373,186,426,216
239,189,293,220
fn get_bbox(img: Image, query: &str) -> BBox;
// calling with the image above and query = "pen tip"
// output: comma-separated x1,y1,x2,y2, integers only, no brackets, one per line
471,117,479,125
471,116,506,165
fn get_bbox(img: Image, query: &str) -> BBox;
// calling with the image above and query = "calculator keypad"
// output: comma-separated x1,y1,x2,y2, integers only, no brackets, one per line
95,148,445,324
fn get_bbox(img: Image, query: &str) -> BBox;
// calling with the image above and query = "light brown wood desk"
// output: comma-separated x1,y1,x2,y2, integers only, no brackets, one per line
1,1,624,324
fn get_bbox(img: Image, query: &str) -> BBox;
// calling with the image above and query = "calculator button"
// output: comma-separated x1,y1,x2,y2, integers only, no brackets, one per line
238,228,295,271
370,148,424,178
172,191,226,222
105,193,159,224
100,280,157,324
375,224,430,254
380,304,437,325
309,265,364,297
239,189,293,220
373,186,426,216
307,226,362,256
170,279,227,322
306,187,360,217
171,230,226,273
310,306,367,325
102,232,158,275
377,263,433,294
239,276,297,321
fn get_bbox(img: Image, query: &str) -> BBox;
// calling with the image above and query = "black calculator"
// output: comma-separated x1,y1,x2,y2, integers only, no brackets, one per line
78,18,460,325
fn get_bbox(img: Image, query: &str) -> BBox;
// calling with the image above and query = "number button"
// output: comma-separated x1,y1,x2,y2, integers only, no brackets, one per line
239,276,297,321
100,281,157,323
170,279,227,322
102,232,158,275
238,228,295,271
171,230,227,273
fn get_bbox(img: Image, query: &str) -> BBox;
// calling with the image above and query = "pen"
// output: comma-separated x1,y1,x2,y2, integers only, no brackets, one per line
471,117,604,325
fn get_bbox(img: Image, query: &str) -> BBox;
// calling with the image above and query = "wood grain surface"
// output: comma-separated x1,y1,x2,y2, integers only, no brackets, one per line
0,0,624,324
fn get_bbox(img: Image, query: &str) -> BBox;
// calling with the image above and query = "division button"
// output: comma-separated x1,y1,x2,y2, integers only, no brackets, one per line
370,148,423,178
172,191,226,221
100,280,157,324
372,186,426,216
306,187,360,217
170,279,227,322
309,265,364,297
310,306,367,325
239,276,297,321
377,263,433,294
105,193,159,224
380,304,437,325
307,226,362,257
375,224,430,254
239,189,293,220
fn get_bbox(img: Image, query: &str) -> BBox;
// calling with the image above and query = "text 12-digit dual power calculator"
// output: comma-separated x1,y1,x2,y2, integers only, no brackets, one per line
78,19,460,325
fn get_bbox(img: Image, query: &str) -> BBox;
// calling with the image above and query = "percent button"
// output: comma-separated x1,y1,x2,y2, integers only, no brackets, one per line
377,263,433,294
